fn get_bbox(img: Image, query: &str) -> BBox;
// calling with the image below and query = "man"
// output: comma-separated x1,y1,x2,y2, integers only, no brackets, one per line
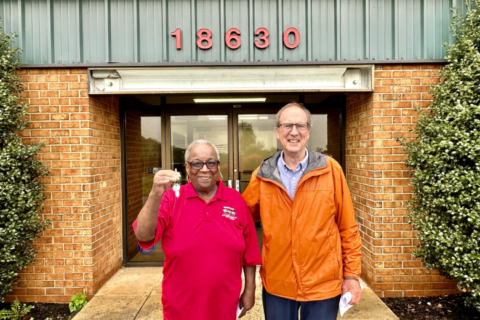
243,102,362,320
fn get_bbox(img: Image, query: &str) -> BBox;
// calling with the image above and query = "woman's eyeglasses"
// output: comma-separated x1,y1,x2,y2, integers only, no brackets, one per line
277,122,310,132
187,160,220,170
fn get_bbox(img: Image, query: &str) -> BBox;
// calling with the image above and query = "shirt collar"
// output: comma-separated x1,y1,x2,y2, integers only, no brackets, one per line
184,178,226,201
279,149,309,173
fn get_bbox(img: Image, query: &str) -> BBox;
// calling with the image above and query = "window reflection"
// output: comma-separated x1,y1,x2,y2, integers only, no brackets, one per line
170,115,229,184
125,111,164,262
237,111,341,193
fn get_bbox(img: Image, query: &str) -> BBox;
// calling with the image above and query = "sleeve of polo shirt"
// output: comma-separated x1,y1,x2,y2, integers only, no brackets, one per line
242,167,261,223
240,198,262,266
132,189,172,250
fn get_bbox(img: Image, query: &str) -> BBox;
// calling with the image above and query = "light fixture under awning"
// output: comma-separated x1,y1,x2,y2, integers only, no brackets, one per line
89,66,373,94
194,98,266,103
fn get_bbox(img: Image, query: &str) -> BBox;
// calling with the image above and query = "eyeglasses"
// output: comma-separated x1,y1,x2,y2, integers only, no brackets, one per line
187,160,220,170
277,122,310,132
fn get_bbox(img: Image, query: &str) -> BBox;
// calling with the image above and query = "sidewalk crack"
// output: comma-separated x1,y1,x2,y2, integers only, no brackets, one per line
133,278,161,320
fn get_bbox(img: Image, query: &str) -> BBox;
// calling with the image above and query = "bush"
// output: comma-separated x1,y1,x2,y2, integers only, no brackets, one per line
399,0,480,311
0,26,50,300
0,300,33,320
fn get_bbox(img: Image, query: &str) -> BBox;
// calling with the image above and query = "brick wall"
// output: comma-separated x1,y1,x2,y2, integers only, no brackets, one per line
5,64,460,302
6,68,122,303
345,64,457,298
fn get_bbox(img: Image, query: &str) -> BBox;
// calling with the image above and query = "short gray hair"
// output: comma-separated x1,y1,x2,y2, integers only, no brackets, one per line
275,102,312,128
184,139,220,162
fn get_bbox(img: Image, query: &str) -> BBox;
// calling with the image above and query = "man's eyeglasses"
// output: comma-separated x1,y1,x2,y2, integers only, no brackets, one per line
187,160,220,170
277,122,310,132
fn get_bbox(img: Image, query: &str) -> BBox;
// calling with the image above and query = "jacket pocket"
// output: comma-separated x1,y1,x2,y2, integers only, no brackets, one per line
335,257,341,279
330,231,341,280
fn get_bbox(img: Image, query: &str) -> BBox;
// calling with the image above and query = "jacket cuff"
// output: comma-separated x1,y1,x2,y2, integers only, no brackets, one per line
343,272,360,280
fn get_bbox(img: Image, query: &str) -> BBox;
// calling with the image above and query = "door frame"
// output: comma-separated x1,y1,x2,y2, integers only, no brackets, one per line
164,104,234,184
120,95,346,267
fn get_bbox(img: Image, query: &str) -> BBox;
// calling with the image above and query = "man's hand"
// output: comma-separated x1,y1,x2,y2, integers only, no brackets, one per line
238,287,255,318
342,279,362,305
150,170,180,198
135,170,179,242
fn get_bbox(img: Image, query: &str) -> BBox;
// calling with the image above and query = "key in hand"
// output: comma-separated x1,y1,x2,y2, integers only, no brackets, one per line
172,168,181,197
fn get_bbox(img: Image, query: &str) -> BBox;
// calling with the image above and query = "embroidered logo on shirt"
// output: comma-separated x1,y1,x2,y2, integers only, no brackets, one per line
222,206,237,220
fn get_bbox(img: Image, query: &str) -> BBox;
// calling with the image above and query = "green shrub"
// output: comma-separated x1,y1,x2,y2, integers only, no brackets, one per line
0,26,50,300
69,292,88,313
399,0,480,311
0,300,33,320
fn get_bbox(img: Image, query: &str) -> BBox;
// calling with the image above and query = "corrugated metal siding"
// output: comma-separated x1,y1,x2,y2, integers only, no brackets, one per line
81,0,108,63
53,0,81,63
0,0,468,64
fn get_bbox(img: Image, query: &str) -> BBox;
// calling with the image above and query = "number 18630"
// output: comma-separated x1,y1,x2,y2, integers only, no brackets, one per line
171,27,300,50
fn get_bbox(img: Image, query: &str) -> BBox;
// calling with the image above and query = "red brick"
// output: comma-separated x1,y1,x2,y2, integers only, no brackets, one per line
60,90,80,97
59,75,79,82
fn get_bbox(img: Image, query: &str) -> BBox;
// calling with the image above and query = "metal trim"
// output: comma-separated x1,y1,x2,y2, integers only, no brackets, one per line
89,65,374,93
21,59,447,68
340,95,346,172
119,101,128,267
90,89,374,95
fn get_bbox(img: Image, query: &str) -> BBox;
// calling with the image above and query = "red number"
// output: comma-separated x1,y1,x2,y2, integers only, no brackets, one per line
225,28,241,49
171,28,182,49
283,27,300,49
254,27,270,49
197,28,213,50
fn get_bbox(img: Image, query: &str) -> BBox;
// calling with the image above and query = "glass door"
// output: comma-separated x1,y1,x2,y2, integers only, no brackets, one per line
233,107,342,193
233,107,343,253
233,111,279,193
166,107,233,187
123,99,344,265
124,109,164,263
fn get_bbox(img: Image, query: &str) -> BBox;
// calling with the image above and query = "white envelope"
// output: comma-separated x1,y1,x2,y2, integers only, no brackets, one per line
236,303,244,319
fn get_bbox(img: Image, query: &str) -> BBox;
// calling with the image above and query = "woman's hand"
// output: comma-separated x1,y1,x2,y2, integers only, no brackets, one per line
238,287,255,318
150,170,180,198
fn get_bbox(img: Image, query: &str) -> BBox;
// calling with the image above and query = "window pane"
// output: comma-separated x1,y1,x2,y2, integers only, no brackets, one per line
238,114,279,193
125,110,164,262
170,115,229,185
308,109,341,163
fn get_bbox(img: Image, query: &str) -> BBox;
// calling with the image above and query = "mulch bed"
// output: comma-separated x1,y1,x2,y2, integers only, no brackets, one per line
382,294,480,320
0,302,78,320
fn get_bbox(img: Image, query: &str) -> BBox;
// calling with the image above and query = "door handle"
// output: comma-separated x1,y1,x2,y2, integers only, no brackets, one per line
228,180,232,188
235,180,240,192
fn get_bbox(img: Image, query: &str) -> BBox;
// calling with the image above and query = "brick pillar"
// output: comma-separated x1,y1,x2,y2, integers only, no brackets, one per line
7,68,122,303
345,64,457,298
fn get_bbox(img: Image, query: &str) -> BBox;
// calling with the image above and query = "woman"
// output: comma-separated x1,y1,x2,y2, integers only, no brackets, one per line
134,139,261,320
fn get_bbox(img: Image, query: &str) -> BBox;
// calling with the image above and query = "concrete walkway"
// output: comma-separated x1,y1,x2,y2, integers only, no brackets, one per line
73,267,398,320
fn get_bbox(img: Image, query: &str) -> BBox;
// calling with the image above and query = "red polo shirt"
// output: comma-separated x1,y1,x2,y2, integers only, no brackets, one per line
133,179,261,320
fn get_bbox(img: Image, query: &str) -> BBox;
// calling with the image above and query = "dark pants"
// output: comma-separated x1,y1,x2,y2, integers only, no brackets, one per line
262,287,341,320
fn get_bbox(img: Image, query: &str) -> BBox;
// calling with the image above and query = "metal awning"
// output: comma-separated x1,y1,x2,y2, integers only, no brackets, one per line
88,66,374,94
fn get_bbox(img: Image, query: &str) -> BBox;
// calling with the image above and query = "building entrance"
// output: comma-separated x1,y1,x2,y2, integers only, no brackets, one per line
122,95,345,265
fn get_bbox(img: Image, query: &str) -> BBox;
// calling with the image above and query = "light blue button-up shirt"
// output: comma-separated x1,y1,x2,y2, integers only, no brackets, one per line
277,149,309,200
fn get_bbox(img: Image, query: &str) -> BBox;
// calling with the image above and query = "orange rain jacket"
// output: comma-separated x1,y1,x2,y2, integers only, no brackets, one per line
243,149,362,301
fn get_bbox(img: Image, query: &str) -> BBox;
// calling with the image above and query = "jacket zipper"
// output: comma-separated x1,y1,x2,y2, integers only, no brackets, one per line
257,165,335,296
